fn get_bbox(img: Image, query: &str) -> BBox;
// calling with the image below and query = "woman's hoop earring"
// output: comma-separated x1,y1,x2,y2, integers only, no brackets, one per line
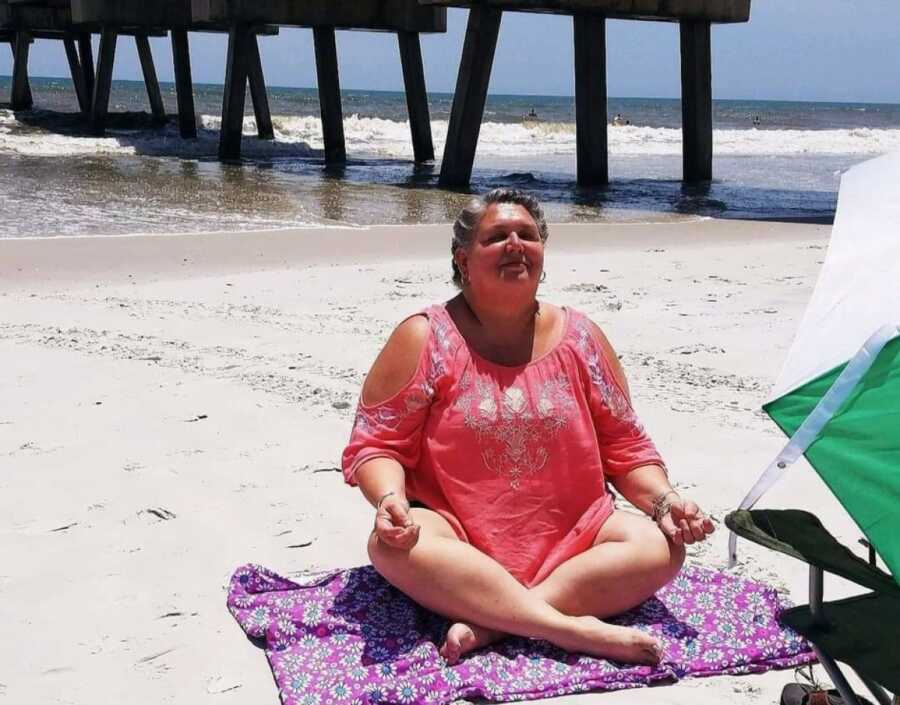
461,270,470,286
539,271,547,284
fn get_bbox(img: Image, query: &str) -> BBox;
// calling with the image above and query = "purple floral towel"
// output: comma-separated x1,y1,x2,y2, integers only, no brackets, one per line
227,563,815,705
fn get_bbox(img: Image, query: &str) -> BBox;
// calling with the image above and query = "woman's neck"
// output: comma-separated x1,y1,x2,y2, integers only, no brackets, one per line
458,292,540,358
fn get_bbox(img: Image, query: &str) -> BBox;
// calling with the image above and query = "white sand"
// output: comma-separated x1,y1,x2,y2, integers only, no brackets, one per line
0,219,874,704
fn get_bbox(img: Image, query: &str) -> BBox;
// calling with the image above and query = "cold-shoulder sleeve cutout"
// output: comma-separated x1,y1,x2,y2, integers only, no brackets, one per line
361,314,431,407
342,312,444,486
572,313,666,477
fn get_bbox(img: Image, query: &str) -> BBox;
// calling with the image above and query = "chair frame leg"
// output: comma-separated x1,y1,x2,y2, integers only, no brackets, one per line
810,644,864,705
852,671,894,705
807,566,891,705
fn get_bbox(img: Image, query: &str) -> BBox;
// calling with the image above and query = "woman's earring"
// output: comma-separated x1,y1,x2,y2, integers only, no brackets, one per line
539,270,547,284
461,269,470,286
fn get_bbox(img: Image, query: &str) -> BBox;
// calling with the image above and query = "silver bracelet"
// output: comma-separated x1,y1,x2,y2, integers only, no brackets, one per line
376,491,396,510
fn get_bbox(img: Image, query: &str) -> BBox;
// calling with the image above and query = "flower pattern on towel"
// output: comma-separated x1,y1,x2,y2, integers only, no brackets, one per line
227,563,815,705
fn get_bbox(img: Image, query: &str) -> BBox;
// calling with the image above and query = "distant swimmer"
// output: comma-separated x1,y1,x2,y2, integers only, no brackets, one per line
527,108,538,118
752,114,761,127
612,113,627,126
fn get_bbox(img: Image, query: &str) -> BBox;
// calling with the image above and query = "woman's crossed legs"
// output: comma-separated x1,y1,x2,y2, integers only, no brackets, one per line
367,508,685,666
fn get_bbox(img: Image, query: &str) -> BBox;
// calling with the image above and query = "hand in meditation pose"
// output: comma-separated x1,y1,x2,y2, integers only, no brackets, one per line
342,189,714,667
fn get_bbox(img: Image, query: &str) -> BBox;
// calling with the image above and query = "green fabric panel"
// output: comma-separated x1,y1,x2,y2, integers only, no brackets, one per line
764,337,900,584
725,510,900,597
781,593,900,691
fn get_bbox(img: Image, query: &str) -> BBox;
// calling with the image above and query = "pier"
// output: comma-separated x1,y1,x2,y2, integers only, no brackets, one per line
421,0,751,185
2,1,446,163
67,1,280,138
1,0,92,114
192,2,447,162
3,1,755,186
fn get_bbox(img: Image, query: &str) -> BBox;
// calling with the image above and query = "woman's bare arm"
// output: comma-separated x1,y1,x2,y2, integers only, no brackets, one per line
589,320,714,545
354,314,431,549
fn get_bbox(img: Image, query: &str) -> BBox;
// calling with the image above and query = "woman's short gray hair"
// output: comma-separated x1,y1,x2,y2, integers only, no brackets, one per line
451,188,549,288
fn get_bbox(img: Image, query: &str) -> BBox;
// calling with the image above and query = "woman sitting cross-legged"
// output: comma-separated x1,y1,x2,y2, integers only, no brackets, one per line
341,188,714,666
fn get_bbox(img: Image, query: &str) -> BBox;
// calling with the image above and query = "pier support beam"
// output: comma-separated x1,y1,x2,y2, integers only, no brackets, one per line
398,31,434,163
135,34,167,126
573,15,608,186
438,7,502,187
90,27,117,135
63,37,90,114
171,29,197,138
313,27,346,165
219,24,252,160
247,34,274,140
78,33,94,103
680,20,713,182
11,31,33,111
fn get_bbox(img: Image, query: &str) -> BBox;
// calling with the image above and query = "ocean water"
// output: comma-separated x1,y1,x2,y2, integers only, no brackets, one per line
2,76,900,237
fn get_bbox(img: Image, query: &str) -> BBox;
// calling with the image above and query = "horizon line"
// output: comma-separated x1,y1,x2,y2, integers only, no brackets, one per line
3,73,900,107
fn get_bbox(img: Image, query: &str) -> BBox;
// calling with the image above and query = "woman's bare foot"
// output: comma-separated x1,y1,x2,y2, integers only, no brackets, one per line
439,621,505,665
556,616,663,666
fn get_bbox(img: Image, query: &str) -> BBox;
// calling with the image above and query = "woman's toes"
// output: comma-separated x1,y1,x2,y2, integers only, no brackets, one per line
439,622,473,665
439,641,460,665
440,622,504,664
638,634,664,665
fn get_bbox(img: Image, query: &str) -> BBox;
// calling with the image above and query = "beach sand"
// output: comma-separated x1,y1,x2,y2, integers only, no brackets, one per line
0,218,875,704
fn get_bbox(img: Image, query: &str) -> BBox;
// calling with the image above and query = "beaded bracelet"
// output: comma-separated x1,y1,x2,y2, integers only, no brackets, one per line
651,490,681,524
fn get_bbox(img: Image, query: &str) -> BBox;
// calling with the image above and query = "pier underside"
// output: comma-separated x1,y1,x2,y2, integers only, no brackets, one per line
426,0,746,185
191,1,446,162
419,0,749,23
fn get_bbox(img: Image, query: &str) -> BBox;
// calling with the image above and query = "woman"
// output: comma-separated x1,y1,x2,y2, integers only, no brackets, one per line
342,189,714,667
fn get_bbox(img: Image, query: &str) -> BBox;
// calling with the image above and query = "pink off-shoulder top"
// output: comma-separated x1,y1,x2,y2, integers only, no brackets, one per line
342,303,665,587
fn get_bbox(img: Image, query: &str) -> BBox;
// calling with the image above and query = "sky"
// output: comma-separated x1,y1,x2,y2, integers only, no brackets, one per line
2,1,899,104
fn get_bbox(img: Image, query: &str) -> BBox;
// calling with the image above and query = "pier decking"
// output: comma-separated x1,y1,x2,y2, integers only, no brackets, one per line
421,0,751,185
191,1,447,162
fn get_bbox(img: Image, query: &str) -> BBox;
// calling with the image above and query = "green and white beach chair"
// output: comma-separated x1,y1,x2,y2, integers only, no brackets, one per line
726,151,900,705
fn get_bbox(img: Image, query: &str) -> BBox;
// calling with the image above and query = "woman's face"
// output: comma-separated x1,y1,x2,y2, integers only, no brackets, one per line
458,203,544,297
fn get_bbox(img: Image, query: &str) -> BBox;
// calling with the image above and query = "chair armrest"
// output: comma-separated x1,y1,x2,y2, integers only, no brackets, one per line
726,509,900,597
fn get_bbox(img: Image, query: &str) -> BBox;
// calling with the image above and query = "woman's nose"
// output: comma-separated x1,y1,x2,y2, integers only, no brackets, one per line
506,232,524,251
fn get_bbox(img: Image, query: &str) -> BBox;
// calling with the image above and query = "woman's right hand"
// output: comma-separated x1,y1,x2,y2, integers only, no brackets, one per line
374,494,420,550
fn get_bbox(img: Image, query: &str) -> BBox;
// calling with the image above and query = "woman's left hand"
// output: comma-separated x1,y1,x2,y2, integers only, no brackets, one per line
659,499,715,545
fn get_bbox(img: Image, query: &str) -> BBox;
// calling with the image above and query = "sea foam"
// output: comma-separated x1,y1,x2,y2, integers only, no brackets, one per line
2,109,899,159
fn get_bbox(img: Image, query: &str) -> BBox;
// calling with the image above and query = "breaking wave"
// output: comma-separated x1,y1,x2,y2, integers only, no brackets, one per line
2,109,900,159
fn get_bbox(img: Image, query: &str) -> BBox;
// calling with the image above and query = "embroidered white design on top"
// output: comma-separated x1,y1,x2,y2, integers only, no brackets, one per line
352,384,432,434
455,374,575,488
573,319,643,433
